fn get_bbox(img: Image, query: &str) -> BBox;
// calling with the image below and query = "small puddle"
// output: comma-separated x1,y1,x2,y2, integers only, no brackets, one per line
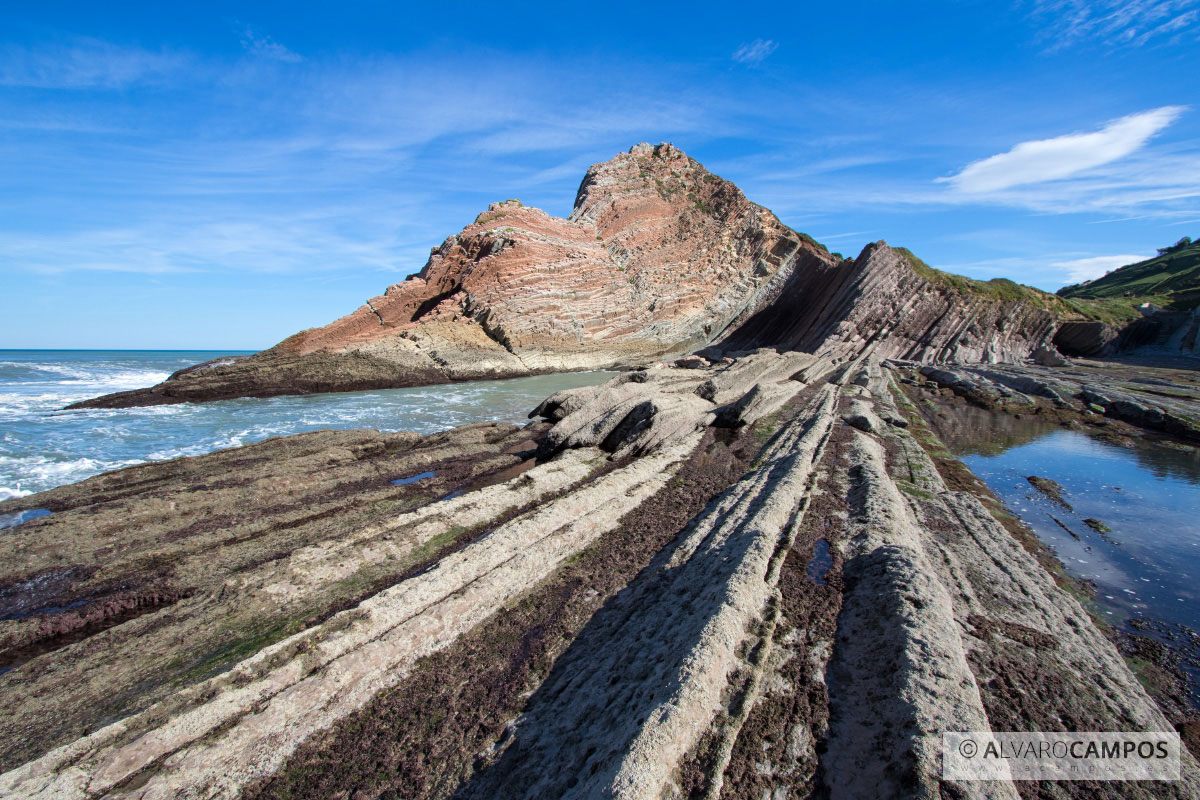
392,471,436,486
806,538,832,585
0,508,52,530
436,487,468,503
0,592,190,674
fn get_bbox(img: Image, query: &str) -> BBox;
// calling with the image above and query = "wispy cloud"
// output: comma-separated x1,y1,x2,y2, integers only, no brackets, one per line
943,106,1184,193
0,48,753,281
1027,0,1200,49
939,143,1200,217
812,230,874,241
0,214,412,276
0,38,184,89
1051,253,1149,282
732,39,778,65
750,154,901,182
237,24,302,63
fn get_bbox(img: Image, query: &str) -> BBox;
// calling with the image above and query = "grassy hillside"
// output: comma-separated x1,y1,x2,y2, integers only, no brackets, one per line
897,240,1200,326
1057,239,1200,316
894,247,1079,315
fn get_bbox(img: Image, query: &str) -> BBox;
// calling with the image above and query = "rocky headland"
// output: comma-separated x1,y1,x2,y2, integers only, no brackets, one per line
72,144,1081,411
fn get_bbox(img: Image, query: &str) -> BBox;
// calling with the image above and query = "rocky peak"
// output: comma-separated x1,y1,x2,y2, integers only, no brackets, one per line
569,142,748,236
72,146,1062,410
269,143,818,365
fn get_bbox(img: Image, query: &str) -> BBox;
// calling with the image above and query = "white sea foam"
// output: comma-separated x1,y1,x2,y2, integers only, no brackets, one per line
0,365,171,420
7,361,169,387
0,454,147,494
0,393,65,418
2,355,615,495
0,486,32,501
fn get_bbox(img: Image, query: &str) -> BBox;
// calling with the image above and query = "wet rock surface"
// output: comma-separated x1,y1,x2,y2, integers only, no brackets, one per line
906,356,1200,442
5,350,1200,798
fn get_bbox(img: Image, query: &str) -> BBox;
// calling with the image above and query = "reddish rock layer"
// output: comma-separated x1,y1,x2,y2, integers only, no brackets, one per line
73,144,1059,409
74,143,824,408
283,142,814,363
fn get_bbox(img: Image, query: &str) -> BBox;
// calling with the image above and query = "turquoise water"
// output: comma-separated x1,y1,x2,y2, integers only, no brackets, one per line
0,350,613,498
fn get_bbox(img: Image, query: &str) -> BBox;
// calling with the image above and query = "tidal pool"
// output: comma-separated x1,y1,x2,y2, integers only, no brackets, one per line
928,402,1200,696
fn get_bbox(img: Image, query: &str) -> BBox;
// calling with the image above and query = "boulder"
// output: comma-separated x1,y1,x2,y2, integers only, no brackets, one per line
1031,345,1068,367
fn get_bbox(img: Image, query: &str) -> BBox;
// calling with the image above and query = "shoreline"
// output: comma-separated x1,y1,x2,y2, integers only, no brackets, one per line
2,350,1199,796
0,360,618,497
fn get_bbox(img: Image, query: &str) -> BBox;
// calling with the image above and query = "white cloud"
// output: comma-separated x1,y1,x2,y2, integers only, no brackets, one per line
1050,253,1148,283
0,51,753,282
1028,0,1200,49
238,25,302,63
732,39,778,65
0,38,183,89
812,230,874,241
943,106,1185,193
751,154,900,182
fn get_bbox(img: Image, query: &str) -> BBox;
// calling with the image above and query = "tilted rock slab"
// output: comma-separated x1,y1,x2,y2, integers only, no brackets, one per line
461,387,837,799
0,437,700,799
6,351,1200,798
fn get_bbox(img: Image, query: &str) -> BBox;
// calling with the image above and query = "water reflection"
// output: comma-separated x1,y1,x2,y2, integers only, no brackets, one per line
924,398,1200,485
926,399,1200,697
922,400,1059,457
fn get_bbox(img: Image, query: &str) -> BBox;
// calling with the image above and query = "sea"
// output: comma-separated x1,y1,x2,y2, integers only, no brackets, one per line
0,350,614,499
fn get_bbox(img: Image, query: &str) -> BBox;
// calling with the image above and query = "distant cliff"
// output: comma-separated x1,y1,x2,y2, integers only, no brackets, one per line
74,144,1062,409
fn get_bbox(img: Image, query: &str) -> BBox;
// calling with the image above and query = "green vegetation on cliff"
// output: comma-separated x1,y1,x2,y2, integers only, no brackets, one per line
895,247,1072,313
1042,238,1200,324
896,241,1200,326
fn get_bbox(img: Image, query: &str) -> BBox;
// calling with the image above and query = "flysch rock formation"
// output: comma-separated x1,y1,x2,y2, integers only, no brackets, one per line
1053,309,1200,359
71,144,827,408
706,241,1058,364
3,348,1198,799
71,144,1061,410
900,358,1200,443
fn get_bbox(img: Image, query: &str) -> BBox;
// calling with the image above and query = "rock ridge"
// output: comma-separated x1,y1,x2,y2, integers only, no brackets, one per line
7,349,1200,798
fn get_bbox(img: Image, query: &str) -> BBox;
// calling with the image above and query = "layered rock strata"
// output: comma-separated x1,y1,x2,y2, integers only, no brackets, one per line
899,357,1200,442
73,144,828,408
72,146,1061,410
3,350,1197,798
706,241,1058,363
1053,310,1200,359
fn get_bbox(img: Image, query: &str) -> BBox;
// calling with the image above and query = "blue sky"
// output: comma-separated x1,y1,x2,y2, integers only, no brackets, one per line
2,1,1198,348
